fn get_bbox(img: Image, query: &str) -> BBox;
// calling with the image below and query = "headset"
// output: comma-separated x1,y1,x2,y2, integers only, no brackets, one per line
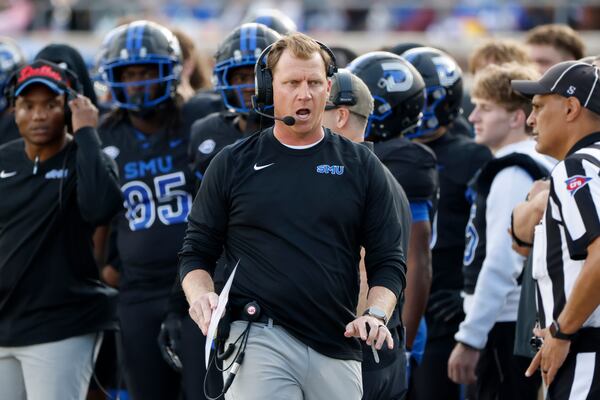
252,40,338,113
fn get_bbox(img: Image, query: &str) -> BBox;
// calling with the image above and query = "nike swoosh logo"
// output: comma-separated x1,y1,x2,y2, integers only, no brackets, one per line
0,170,16,178
253,163,275,171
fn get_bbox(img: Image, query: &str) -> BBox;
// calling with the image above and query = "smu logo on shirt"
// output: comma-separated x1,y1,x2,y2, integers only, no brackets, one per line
45,169,68,179
565,175,592,196
316,164,345,175
124,156,173,179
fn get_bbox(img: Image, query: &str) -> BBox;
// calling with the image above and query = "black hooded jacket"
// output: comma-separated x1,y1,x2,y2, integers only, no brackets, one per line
35,43,98,107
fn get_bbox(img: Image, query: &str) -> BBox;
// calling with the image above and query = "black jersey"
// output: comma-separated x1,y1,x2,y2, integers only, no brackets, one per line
99,115,196,295
424,130,492,338
0,112,19,146
0,128,122,346
189,112,247,180
373,136,438,204
181,91,225,134
372,137,437,330
179,128,406,361
189,111,274,182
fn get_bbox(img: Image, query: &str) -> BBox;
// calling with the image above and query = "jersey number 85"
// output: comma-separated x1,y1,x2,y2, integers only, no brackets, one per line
122,172,192,231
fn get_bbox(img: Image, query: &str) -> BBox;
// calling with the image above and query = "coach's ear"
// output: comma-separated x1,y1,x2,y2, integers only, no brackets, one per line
565,96,583,122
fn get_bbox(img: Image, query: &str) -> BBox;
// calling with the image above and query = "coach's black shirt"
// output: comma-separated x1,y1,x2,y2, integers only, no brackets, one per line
0,128,122,346
179,127,406,361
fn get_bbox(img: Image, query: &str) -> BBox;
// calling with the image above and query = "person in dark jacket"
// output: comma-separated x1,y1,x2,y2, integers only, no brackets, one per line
0,60,122,400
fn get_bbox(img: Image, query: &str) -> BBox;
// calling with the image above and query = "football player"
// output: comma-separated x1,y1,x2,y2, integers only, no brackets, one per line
402,47,494,400
347,52,438,400
96,20,208,400
189,23,280,182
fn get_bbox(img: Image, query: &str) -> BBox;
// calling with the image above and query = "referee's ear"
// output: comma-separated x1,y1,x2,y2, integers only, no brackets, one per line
565,96,583,123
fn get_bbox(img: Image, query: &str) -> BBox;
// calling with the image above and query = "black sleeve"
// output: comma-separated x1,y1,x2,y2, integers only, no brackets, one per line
178,148,231,281
106,218,121,271
74,127,123,226
362,153,407,298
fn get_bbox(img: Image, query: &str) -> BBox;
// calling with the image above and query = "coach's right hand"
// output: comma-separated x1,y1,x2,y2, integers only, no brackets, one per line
188,291,219,335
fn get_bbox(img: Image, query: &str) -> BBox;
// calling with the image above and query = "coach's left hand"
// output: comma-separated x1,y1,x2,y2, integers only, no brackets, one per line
525,326,570,386
344,315,393,350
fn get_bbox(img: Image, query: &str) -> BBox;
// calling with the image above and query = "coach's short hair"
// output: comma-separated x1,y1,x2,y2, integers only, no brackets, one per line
471,63,539,132
267,32,332,78
525,24,585,60
468,39,531,75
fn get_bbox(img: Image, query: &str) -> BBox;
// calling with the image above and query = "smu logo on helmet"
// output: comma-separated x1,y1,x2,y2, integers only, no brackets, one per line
316,165,345,175
566,175,592,195
378,62,413,93
432,56,460,87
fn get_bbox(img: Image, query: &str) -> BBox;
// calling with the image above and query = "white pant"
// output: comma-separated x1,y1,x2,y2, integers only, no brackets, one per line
223,321,362,400
0,332,102,400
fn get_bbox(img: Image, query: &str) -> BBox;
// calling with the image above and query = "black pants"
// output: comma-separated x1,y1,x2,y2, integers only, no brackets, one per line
362,327,407,400
411,334,462,400
180,315,223,400
118,295,181,400
476,322,540,400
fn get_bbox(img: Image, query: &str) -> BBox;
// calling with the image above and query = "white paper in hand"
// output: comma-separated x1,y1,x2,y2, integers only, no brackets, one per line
205,261,239,368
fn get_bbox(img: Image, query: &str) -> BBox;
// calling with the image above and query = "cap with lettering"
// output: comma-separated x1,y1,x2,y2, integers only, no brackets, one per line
511,61,600,116
326,69,374,119
13,60,70,97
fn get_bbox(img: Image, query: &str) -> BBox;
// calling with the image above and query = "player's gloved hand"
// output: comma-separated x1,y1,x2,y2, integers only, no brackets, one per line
428,289,464,323
158,312,183,372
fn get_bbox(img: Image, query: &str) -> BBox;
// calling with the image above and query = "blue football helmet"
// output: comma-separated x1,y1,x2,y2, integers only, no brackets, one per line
402,47,463,138
245,8,297,35
97,20,182,111
0,37,25,112
347,51,425,141
213,23,280,113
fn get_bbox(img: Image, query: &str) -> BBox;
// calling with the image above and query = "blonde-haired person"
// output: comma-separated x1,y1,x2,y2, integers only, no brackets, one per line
448,63,555,400
469,39,531,75
180,33,406,400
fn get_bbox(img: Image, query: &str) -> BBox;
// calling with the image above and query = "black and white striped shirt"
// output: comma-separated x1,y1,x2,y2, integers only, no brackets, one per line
533,132,600,329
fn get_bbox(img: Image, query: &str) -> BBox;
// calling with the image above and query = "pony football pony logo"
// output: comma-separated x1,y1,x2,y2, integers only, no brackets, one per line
565,175,592,195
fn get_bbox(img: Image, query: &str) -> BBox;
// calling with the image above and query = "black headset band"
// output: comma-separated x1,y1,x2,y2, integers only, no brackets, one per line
255,40,338,78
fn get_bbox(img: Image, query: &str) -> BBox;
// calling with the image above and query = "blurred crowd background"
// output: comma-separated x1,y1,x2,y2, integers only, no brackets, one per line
3,0,600,78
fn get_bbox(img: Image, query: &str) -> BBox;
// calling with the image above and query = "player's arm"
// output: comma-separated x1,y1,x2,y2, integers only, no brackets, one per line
403,217,432,348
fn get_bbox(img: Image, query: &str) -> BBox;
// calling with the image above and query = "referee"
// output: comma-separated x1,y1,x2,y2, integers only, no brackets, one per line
512,61,600,398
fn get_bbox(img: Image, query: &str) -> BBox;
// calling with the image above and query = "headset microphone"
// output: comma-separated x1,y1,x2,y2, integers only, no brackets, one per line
251,95,296,126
